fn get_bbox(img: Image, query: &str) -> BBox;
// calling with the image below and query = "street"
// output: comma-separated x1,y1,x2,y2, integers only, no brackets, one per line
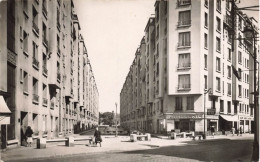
4,135,253,162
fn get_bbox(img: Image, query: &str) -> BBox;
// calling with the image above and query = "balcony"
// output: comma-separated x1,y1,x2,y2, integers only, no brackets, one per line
177,20,191,27
177,63,191,69
32,21,39,36
177,0,191,6
42,36,48,48
224,15,232,28
178,84,191,90
42,97,48,107
32,94,39,104
50,101,55,109
177,42,191,48
57,72,61,83
42,4,47,18
207,108,216,115
42,65,48,77
32,57,39,70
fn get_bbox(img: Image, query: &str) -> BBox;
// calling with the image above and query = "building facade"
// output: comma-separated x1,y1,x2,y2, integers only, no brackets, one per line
120,0,257,135
0,0,99,148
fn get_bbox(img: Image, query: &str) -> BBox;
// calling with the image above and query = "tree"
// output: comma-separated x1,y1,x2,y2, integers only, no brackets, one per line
99,112,114,126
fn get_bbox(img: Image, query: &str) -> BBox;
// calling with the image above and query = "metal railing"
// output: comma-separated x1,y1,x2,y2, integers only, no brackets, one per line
43,65,48,76
42,4,47,17
177,20,191,27
177,63,191,69
33,94,39,103
43,36,48,47
32,21,39,34
178,84,191,90
43,98,48,106
178,42,191,47
57,72,61,82
177,0,191,6
33,57,39,69
50,101,55,109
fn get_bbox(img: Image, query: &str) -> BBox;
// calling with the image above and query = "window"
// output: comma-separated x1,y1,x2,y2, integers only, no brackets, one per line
227,66,231,78
205,0,208,7
238,85,242,97
23,31,28,55
216,57,221,72
204,12,208,27
216,77,221,92
204,54,208,69
178,74,190,89
57,7,60,27
42,22,48,46
33,41,38,59
176,97,182,110
42,0,47,17
32,6,39,34
156,62,159,76
216,0,221,12
216,17,221,32
57,35,60,55
32,77,39,103
234,103,237,114
204,33,208,48
178,10,191,27
228,48,231,61
228,101,231,113
23,71,28,93
238,51,242,64
178,53,190,68
220,100,224,112
178,32,190,47
43,83,47,99
20,69,23,83
216,37,221,51
156,26,159,39
42,53,48,76
187,96,194,110
204,75,208,89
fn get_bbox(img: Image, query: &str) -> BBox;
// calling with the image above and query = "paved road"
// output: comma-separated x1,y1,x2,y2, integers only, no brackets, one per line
14,136,253,162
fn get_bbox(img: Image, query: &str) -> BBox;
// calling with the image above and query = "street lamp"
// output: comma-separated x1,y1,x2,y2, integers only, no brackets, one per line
204,88,211,139
115,102,118,137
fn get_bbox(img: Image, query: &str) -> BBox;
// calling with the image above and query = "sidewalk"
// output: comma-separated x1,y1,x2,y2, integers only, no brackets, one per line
1,134,254,162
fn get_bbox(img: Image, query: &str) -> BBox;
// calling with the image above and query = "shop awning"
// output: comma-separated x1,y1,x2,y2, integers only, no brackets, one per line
0,96,11,125
220,115,238,122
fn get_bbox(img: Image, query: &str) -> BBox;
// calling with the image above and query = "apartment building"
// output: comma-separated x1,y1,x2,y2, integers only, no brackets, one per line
0,0,99,149
120,0,257,135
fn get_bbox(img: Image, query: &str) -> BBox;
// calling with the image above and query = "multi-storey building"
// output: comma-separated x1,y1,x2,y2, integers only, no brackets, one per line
0,0,99,149
120,0,257,135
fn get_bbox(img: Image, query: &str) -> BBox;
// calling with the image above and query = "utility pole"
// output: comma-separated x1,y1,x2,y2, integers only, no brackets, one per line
115,102,118,137
230,0,259,160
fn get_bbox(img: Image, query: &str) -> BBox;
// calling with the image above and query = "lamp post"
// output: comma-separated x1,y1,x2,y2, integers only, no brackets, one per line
115,102,118,137
204,88,211,139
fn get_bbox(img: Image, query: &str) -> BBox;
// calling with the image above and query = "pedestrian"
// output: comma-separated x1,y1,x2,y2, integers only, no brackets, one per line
239,127,243,136
211,126,215,138
231,126,235,136
94,127,102,147
25,126,33,147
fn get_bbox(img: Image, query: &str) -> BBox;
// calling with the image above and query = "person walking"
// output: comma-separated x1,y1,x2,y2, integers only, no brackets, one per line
94,127,102,147
231,126,235,136
210,126,215,138
239,126,243,136
25,126,33,147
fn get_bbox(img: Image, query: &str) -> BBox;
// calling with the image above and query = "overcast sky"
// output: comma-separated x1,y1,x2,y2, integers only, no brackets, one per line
74,0,259,113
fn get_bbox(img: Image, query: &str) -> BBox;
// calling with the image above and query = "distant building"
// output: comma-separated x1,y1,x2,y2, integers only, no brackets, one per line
120,0,257,135
0,0,99,149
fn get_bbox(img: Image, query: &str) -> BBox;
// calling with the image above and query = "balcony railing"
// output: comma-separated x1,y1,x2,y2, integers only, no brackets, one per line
177,63,191,69
50,101,55,109
32,94,39,103
32,21,39,35
32,57,39,69
178,84,191,90
71,14,78,21
177,20,191,27
42,4,47,17
71,89,73,95
57,47,61,56
57,72,61,82
177,42,191,48
42,97,48,106
224,15,232,27
43,36,48,47
42,65,48,76
177,0,191,6
207,108,216,115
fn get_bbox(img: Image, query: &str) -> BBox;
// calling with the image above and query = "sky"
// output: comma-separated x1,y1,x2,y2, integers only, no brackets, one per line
74,0,259,113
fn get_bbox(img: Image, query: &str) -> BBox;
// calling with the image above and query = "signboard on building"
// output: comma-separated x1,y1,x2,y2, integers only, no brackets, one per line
166,113,204,120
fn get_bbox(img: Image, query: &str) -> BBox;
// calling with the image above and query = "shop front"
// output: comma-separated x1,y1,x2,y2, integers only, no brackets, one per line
239,116,254,133
219,114,238,131
0,96,11,150
160,113,205,133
